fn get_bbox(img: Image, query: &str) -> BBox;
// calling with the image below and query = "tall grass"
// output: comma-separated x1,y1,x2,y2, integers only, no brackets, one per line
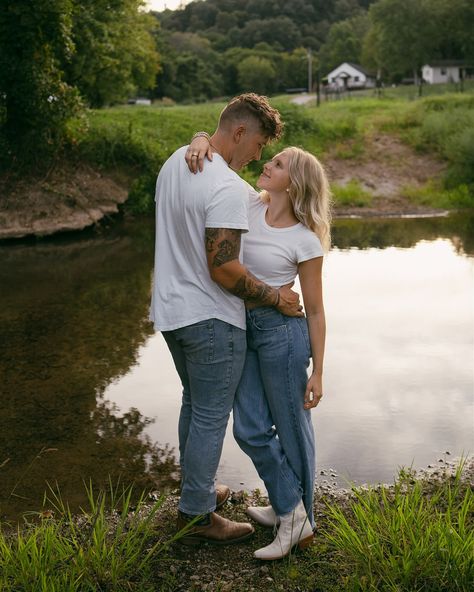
323,464,474,591
0,482,178,592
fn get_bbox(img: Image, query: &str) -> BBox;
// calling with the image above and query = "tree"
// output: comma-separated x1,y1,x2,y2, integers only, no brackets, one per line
0,0,83,165
237,56,277,94
319,11,370,74
366,0,436,83
64,0,160,107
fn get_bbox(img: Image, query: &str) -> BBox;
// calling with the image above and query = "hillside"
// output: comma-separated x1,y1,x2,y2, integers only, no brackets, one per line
2,92,473,240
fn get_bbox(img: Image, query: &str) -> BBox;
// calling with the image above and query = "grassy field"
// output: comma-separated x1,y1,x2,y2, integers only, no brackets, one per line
76,86,474,213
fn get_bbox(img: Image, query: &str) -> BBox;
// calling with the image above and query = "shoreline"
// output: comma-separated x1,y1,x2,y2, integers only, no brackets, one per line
0,190,453,243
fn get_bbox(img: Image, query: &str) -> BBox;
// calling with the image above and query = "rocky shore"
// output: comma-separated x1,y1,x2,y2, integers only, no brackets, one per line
146,455,473,592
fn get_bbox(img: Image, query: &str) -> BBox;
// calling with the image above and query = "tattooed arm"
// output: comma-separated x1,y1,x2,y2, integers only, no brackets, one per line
205,227,303,315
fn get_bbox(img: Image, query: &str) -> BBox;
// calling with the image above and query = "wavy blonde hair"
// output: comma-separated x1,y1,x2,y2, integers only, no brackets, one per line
263,147,332,251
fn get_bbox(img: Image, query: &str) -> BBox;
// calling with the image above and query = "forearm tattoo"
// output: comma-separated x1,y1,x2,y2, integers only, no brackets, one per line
205,228,241,267
205,227,278,306
232,272,277,305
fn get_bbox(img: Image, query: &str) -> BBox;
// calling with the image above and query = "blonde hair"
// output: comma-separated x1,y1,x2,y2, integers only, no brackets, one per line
263,147,332,251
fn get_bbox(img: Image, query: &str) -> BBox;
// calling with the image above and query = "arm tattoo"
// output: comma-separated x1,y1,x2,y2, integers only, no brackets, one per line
205,228,241,267
232,271,277,305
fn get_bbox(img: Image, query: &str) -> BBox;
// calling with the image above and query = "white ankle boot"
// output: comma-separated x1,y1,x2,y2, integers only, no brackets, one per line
246,505,280,528
253,500,313,560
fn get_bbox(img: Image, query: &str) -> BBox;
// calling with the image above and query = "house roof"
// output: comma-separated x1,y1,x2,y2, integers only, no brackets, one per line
346,62,372,76
327,62,375,78
424,60,468,68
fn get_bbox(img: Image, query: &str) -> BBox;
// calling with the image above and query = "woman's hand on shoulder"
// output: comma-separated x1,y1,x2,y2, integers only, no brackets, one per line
185,134,213,173
304,373,323,410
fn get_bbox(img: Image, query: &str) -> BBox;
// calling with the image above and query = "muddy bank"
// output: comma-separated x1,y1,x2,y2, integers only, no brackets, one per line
0,164,128,240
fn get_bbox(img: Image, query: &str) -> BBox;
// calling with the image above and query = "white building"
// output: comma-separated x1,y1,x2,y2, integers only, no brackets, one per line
326,62,376,90
422,61,466,84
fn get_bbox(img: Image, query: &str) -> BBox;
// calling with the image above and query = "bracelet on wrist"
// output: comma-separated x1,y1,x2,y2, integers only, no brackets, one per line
191,131,211,141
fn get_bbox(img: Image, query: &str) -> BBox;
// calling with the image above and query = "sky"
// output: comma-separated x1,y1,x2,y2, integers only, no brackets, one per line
146,0,189,12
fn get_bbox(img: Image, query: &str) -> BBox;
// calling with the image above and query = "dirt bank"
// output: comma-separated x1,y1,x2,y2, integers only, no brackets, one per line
0,134,449,240
325,132,448,218
0,164,128,240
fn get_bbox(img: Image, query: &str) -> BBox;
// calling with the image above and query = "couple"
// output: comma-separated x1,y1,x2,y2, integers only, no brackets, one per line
150,93,330,560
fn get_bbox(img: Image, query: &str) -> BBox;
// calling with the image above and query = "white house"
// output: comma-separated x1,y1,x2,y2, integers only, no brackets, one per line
422,61,466,84
326,63,376,90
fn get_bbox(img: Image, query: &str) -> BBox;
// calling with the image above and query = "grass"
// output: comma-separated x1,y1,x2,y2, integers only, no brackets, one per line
72,86,474,213
1,462,471,591
0,481,180,592
323,464,474,591
331,179,374,208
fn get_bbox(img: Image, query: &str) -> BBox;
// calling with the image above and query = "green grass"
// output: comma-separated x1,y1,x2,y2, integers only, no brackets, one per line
322,464,474,591
74,89,474,213
331,179,374,207
0,482,179,592
403,182,474,209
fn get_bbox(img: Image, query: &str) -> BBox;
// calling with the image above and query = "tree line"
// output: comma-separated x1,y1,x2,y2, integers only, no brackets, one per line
155,0,473,100
0,0,473,167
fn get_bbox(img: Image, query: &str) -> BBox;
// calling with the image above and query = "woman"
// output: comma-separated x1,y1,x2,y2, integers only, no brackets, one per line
186,136,331,560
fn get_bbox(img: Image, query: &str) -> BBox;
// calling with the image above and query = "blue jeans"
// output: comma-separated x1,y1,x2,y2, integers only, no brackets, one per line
163,319,246,515
233,307,316,526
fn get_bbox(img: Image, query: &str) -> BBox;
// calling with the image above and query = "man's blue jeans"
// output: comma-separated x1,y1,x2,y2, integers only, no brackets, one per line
163,318,246,515
233,307,316,526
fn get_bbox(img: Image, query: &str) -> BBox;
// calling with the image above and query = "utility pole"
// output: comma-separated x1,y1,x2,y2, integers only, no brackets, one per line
307,49,312,93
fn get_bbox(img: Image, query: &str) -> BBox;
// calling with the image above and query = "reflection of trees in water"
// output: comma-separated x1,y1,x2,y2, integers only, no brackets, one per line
333,212,474,255
0,220,180,521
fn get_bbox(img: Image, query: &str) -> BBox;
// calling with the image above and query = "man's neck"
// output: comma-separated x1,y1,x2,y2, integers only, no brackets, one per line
209,131,233,165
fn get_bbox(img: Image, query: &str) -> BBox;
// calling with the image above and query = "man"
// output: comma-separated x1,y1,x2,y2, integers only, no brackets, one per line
150,93,301,545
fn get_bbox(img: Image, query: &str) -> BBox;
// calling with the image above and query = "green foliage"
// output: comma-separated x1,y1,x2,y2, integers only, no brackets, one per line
0,483,178,592
332,180,374,207
238,56,277,95
403,182,474,209
365,0,474,82
0,0,84,166
319,12,371,74
324,464,474,591
65,0,160,108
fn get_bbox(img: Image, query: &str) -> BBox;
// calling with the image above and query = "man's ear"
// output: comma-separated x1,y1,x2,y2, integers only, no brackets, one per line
233,124,246,144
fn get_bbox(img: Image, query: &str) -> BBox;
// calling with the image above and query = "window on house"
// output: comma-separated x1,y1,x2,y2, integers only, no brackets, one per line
354,76,359,81
441,68,447,75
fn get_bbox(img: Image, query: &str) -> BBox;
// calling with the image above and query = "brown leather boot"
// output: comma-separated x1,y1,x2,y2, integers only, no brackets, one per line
177,511,254,546
215,484,231,510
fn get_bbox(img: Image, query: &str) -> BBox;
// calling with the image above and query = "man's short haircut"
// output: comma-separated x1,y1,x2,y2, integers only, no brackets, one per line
218,93,283,141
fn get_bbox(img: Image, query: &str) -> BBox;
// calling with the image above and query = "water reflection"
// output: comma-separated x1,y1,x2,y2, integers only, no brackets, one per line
332,212,474,253
0,212,473,519
0,220,179,521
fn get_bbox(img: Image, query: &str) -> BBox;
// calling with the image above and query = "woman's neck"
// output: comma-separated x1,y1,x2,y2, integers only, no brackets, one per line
265,192,299,228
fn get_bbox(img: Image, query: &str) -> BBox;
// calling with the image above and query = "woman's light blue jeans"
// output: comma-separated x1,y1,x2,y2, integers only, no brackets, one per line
163,318,246,516
233,307,316,526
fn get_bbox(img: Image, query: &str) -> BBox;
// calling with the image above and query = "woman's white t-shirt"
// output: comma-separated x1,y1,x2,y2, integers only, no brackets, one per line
242,188,323,287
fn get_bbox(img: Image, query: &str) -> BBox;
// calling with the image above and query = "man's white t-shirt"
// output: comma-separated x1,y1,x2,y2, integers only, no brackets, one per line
150,146,249,331
242,189,324,286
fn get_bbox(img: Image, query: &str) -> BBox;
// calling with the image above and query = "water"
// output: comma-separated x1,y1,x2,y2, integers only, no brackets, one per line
1,213,473,520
